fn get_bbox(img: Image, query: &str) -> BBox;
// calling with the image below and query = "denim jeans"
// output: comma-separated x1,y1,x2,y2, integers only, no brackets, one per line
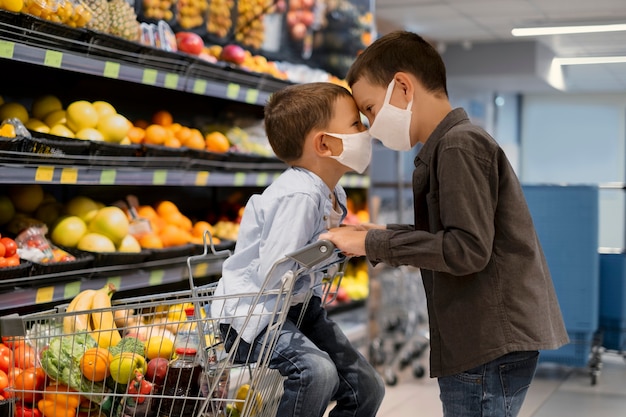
438,350,539,417
222,296,385,417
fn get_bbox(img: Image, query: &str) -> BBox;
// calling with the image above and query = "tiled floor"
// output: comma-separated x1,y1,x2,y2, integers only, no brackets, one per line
328,307,626,417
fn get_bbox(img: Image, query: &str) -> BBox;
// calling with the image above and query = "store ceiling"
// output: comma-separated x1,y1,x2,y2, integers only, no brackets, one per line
374,0,626,94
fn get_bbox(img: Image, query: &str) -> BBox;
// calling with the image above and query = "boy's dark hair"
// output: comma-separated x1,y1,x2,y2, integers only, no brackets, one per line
346,31,448,97
264,82,353,163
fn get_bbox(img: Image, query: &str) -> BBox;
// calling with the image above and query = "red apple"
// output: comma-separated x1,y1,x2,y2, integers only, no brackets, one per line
220,44,246,65
145,357,169,386
176,32,204,55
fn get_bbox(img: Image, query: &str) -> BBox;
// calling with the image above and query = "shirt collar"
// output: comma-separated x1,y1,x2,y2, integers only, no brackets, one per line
414,108,470,168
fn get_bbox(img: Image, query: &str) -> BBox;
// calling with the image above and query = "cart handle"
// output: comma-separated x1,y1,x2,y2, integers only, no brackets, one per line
285,239,336,269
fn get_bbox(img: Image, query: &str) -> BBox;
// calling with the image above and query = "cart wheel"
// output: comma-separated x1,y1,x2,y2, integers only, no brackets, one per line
590,372,597,386
384,369,398,386
400,354,412,369
369,343,386,366
413,364,425,379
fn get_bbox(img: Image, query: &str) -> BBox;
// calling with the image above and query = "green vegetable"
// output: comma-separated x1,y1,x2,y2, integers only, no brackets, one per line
108,336,145,357
40,333,108,403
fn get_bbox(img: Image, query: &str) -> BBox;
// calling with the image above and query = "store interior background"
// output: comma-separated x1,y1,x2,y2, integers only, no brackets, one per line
372,0,626,249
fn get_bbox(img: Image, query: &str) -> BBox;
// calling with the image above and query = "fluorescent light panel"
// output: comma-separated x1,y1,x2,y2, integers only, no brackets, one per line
512,23,626,36
554,56,626,65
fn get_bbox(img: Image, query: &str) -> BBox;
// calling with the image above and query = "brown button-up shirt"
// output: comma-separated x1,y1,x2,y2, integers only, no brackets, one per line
365,108,569,377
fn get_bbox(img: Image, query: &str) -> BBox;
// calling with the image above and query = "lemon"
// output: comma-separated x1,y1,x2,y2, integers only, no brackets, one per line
117,234,141,253
25,118,50,133
49,124,75,138
75,127,104,141
2,0,24,12
0,102,29,124
109,352,147,385
66,196,100,222
145,336,175,360
77,232,116,252
235,384,262,415
97,113,130,143
92,101,117,118
66,100,98,132
44,109,67,127
51,215,87,247
32,95,63,120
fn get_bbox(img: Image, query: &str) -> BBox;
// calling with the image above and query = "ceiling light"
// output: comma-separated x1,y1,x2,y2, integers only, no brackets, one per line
512,23,626,36
554,56,626,65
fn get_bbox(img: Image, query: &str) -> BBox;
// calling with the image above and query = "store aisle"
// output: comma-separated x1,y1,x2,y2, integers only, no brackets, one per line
329,307,626,417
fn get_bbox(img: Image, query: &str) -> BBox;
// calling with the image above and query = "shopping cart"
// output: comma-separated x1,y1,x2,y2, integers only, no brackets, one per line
368,265,429,386
1,235,346,417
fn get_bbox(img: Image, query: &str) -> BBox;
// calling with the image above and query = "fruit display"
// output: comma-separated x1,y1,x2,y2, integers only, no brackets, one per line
175,0,208,30
206,0,233,39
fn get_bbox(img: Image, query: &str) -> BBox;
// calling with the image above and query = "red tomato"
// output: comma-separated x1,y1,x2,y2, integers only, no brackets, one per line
0,242,5,258
14,403,43,417
0,237,17,257
0,343,10,373
0,369,8,395
14,344,36,370
13,368,44,403
2,335,25,349
6,254,19,267
0,257,7,268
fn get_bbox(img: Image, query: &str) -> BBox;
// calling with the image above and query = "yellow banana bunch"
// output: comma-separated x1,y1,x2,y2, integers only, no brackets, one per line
63,288,97,334
89,283,123,349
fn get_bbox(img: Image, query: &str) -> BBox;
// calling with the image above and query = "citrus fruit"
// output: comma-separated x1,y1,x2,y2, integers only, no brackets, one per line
109,352,147,385
192,220,214,238
2,0,24,12
92,101,117,118
145,336,175,360
151,110,173,127
117,234,141,252
75,127,104,141
51,216,87,248
8,184,44,213
77,232,116,252
49,124,74,138
66,196,100,222
133,119,149,129
205,131,230,153
0,195,15,225
66,100,99,132
164,136,182,148
0,102,29,123
144,124,168,145
127,126,145,144
0,123,16,138
44,109,67,127
138,232,163,249
31,95,63,120
155,200,179,217
97,113,130,143
88,206,130,245
80,347,112,382
25,118,50,133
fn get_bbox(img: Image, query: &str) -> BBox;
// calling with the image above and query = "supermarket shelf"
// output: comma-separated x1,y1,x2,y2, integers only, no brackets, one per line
0,255,226,314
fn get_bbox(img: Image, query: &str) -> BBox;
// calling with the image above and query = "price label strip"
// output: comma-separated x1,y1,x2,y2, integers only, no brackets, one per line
35,166,54,182
164,73,179,89
103,61,120,79
142,68,158,85
44,50,63,68
227,83,240,100
0,40,15,59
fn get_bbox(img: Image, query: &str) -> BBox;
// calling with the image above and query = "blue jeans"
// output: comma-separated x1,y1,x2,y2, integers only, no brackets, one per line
222,296,385,417
438,350,539,417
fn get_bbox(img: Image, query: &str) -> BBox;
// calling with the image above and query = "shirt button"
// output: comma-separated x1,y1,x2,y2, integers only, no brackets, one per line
323,215,328,221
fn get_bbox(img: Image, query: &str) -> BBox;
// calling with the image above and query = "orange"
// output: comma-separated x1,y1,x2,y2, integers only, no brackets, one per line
136,205,158,220
80,347,112,382
127,126,145,144
159,224,190,247
144,124,168,145
175,126,192,144
205,131,230,153
163,210,192,231
185,128,206,150
167,122,182,134
192,220,215,238
151,110,173,127
164,137,182,148
138,232,163,249
155,200,179,217
133,119,150,129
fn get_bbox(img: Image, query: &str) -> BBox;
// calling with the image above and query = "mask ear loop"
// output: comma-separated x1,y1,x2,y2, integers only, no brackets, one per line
385,79,413,111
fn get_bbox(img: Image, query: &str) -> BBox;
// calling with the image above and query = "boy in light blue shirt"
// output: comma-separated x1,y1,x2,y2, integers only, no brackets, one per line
212,82,384,417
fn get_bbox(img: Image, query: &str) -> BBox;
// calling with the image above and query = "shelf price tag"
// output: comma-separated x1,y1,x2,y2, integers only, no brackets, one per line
164,73,179,89
142,68,158,85
153,170,167,185
0,40,15,59
193,79,207,94
64,282,82,299
245,89,259,104
35,287,55,304
226,83,240,100
103,61,120,79
100,169,116,184
195,171,209,185
256,172,268,186
44,50,63,68
149,269,165,285
35,166,54,182
60,168,78,184
234,172,246,186
107,277,121,290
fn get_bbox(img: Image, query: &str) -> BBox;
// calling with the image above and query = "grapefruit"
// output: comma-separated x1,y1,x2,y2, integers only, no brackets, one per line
77,232,116,253
117,234,141,253
97,113,130,143
66,100,98,132
32,95,63,120
89,206,130,245
92,101,117,118
25,119,50,133
44,110,67,128
75,127,104,141
8,184,44,213
49,124,74,138
66,196,100,222
0,102,29,124
51,216,87,247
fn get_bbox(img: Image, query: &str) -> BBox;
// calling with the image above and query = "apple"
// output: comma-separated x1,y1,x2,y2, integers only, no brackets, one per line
176,32,204,55
145,357,169,386
220,44,246,65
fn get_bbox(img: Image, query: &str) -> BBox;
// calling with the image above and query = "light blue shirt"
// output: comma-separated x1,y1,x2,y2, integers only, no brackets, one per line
211,167,347,342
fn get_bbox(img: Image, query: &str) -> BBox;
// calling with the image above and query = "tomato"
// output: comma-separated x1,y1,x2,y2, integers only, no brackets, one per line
6,254,20,267
2,335,25,349
0,369,8,395
13,368,45,403
14,344,36,370
15,403,43,417
0,242,5,258
0,343,10,373
0,237,17,257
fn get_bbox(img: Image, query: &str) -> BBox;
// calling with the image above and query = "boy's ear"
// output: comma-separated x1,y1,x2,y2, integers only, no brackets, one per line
314,132,333,156
394,72,414,100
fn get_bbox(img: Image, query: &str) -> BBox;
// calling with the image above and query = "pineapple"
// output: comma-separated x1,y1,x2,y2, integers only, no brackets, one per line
84,0,110,32
108,0,141,41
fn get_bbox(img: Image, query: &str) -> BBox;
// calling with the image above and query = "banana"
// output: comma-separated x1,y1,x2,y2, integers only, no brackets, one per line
63,289,96,334
89,283,122,349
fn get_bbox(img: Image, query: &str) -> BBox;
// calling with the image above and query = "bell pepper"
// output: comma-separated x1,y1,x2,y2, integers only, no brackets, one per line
14,404,43,417
37,399,76,417
127,370,154,404
37,383,81,417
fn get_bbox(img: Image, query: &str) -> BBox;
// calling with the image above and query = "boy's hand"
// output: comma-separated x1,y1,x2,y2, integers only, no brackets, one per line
319,227,368,257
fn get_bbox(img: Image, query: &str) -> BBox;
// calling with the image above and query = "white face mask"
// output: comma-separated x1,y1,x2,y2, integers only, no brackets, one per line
369,79,414,151
325,130,372,174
